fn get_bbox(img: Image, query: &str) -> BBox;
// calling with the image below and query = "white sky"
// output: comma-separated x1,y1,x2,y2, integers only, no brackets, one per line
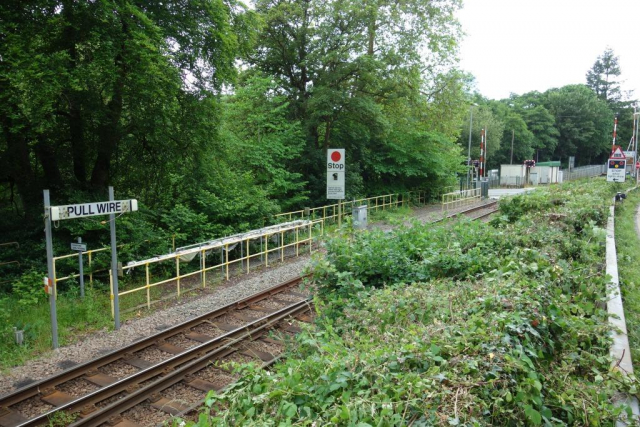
457,0,640,101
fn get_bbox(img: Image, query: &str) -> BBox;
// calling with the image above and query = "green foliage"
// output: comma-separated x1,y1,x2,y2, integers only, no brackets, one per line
182,179,636,425
12,269,47,307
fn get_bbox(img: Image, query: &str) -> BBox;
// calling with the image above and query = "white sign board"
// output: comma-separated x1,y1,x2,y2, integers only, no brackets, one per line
71,242,87,252
624,151,636,160
607,159,626,182
326,149,345,199
51,199,138,221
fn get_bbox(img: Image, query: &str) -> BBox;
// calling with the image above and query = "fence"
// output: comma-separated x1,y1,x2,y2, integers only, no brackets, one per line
43,187,441,313
500,175,525,188
441,188,481,211
563,164,606,181
110,220,321,316
52,246,120,293
274,190,429,224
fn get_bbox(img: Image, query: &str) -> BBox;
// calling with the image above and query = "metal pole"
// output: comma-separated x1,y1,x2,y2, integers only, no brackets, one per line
109,186,120,330
78,237,84,298
485,127,489,178
44,190,59,349
338,200,342,228
467,106,474,188
510,130,515,164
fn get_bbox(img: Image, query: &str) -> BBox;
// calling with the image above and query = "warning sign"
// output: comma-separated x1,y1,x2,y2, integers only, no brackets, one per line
607,159,626,182
327,149,345,199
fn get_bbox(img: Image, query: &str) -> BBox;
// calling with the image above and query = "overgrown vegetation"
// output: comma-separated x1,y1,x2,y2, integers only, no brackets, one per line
614,187,640,368
179,180,639,426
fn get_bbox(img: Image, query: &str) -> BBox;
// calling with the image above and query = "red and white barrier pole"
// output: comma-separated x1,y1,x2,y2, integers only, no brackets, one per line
480,129,485,178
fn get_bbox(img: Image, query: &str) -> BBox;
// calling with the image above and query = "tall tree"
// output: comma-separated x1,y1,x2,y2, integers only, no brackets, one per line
0,0,251,215
543,85,611,165
586,48,622,105
249,0,465,200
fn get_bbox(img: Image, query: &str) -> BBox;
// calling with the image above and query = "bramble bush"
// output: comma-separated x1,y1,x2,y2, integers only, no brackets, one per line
179,180,637,426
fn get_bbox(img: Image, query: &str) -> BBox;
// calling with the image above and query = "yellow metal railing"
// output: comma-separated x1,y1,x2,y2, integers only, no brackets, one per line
109,219,323,316
275,190,428,223
48,189,435,304
441,188,481,211
53,246,116,287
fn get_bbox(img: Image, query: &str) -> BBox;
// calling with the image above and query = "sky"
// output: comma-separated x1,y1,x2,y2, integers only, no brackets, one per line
457,0,640,101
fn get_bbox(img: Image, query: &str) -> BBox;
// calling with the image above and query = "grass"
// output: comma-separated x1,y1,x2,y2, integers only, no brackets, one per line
614,187,640,368
0,287,112,372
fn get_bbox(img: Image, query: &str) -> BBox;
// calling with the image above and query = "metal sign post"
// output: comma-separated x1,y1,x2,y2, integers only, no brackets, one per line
109,186,121,330
73,238,86,298
44,188,137,340
43,190,59,349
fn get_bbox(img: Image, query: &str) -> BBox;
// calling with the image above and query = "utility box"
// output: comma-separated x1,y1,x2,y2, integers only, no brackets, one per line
352,205,368,229
480,180,489,199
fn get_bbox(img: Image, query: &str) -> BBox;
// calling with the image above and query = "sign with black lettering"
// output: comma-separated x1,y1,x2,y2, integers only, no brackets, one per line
607,159,626,182
327,149,345,199
50,200,138,221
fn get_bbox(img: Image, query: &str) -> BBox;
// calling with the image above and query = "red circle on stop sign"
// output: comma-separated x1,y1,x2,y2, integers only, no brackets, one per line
331,151,341,162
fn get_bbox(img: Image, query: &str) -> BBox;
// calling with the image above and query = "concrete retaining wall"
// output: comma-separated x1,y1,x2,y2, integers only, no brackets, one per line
607,201,640,425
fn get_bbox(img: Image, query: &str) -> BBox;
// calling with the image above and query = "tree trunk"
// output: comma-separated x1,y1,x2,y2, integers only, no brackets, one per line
90,17,127,189
61,1,88,185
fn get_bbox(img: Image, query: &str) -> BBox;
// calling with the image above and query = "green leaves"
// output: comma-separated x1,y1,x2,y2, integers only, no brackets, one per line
524,405,542,425
190,180,633,426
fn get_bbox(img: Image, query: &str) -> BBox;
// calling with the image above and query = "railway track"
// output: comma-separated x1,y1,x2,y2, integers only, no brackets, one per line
438,200,499,222
0,277,312,427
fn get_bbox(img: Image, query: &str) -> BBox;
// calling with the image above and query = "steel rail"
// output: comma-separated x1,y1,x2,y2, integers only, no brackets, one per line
436,200,498,223
70,300,312,427
0,276,306,417
14,298,311,427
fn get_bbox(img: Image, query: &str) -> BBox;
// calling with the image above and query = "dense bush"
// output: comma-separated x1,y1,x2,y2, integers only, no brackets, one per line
180,180,639,426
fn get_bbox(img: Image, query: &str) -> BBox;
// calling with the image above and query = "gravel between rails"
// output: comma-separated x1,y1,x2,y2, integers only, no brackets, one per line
0,255,309,396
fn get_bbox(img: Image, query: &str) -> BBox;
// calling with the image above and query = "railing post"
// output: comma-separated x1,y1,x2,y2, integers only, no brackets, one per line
88,252,93,286
145,263,150,310
296,226,299,257
109,270,115,319
265,238,268,267
176,256,181,297
246,239,250,274
281,231,284,262
225,244,229,280
202,250,206,288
